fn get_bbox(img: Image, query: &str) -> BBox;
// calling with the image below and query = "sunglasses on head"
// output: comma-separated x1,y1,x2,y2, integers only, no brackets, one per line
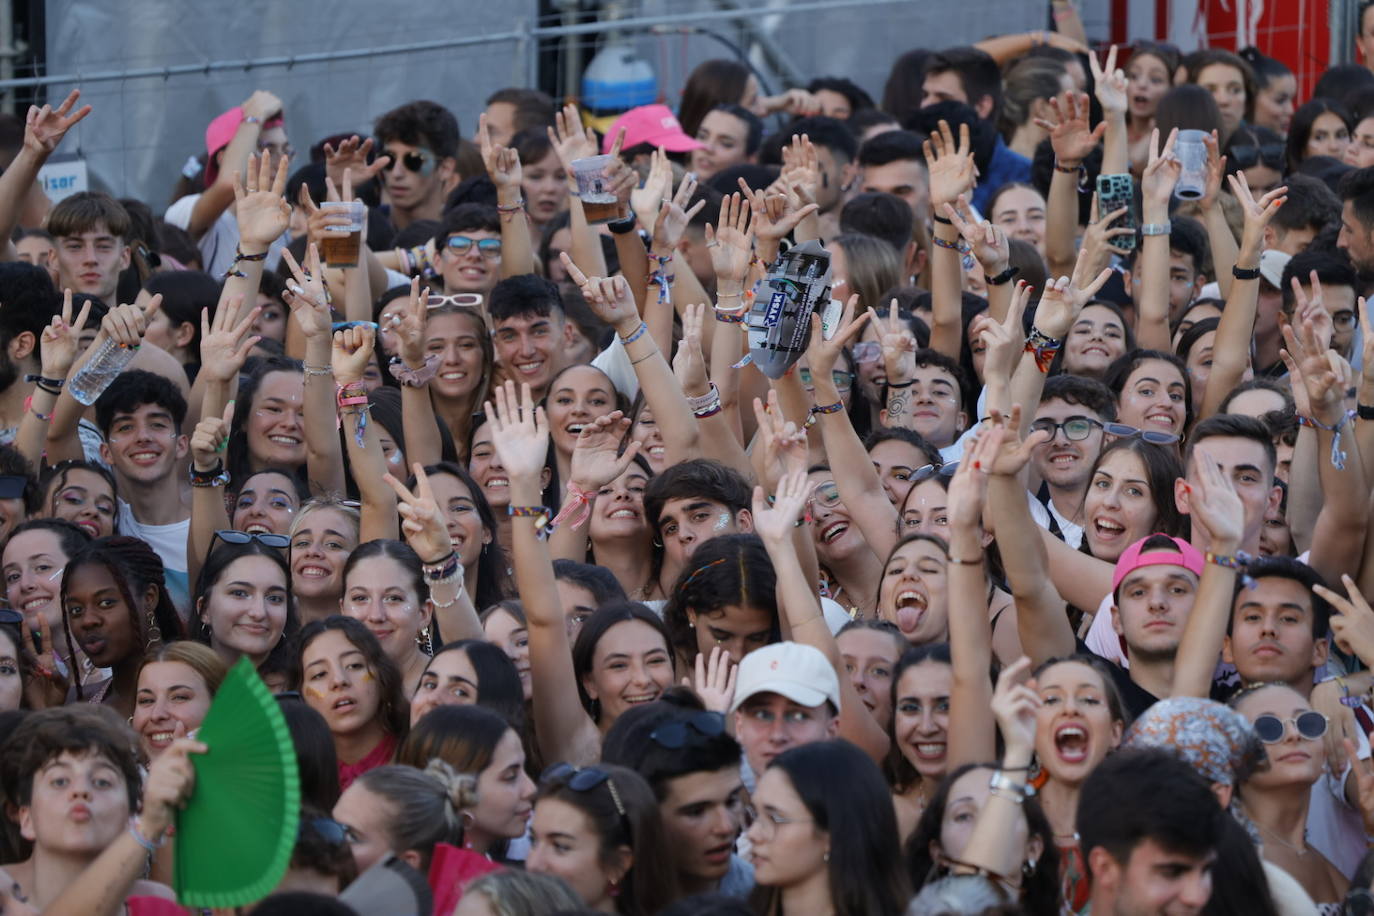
1227,143,1285,171
426,293,484,309
541,763,631,839
1031,417,1104,442
213,529,291,549
299,816,356,847
649,711,726,749
910,461,959,483
445,236,502,259
1102,422,1179,446
1252,711,1327,744
387,148,436,176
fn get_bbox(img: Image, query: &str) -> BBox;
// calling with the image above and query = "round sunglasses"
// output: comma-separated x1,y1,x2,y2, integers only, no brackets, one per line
1252,711,1327,744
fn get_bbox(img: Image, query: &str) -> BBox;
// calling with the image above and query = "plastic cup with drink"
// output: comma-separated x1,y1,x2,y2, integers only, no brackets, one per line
570,155,621,224
319,201,366,266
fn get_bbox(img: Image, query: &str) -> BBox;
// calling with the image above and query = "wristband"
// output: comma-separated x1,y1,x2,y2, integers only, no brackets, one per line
932,213,952,225
507,505,551,537
620,321,649,346
1299,409,1355,470
1024,326,1063,373
303,364,332,378
495,199,525,213
1140,221,1172,237
1206,550,1256,588
129,818,164,853
715,310,746,324
421,551,460,582
985,265,1019,286
886,378,915,389
686,383,721,413
1054,159,1082,174
550,482,597,531
803,400,845,429
947,555,985,565
24,374,64,390
607,215,638,234
1232,264,1261,281
189,462,230,489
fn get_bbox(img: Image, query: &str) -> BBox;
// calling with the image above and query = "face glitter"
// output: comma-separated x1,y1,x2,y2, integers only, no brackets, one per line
714,512,731,532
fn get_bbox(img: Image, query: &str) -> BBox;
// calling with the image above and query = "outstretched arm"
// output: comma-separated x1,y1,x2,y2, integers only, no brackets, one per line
0,90,89,260
333,324,399,542
16,291,90,468
478,113,536,279
924,121,977,359
1035,91,1106,278
1134,128,1179,352
279,244,345,496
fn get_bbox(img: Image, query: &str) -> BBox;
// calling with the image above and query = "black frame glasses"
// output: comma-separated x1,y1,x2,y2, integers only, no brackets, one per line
1030,416,1104,442
648,711,726,749
1252,711,1327,744
213,529,290,549
1102,422,1179,446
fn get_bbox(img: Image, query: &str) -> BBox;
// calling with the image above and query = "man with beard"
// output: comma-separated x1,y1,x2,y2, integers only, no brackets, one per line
1028,375,1116,547
1338,166,1374,275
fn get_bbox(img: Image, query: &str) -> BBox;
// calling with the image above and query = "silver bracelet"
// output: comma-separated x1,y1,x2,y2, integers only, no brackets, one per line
1140,221,1171,236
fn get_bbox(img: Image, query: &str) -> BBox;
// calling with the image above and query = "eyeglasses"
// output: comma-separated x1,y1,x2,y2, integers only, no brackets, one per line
445,236,502,259
797,368,854,391
743,804,814,839
386,148,436,176
1102,422,1179,446
300,817,356,847
852,341,882,364
1252,711,1327,744
1031,417,1105,442
541,763,631,841
1226,143,1285,171
1333,310,1359,331
649,711,726,749
213,529,291,549
427,293,485,309
811,481,841,508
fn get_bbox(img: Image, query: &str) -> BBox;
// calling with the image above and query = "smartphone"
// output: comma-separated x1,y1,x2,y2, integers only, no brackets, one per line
1095,173,1138,253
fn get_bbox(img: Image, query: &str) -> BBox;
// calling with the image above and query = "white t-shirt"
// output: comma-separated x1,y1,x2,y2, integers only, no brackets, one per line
164,194,288,278
592,336,639,401
115,500,190,619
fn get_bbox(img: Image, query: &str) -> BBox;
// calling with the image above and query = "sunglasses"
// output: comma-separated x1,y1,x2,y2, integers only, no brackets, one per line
299,816,356,847
445,236,502,259
213,529,291,549
649,711,726,749
386,148,436,176
910,461,959,483
1227,143,1285,171
426,293,484,309
1252,711,1327,744
541,763,631,839
1103,422,1179,446
797,368,855,391
1031,417,1104,442
852,341,882,364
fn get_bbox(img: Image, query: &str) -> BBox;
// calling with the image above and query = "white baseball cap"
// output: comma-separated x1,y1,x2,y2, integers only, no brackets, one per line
1259,249,1291,288
729,642,841,714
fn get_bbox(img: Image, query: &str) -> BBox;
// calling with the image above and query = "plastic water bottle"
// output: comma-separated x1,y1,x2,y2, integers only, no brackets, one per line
68,337,139,405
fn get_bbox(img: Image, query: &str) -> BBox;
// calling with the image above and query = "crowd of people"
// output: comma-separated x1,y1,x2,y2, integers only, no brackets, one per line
1,1,1374,913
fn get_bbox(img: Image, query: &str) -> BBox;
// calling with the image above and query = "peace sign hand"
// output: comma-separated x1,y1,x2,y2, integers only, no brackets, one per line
1089,45,1128,115
21,615,67,710
394,276,431,370
806,293,870,380
24,89,92,156
652,171,706,255
281,244,333,341
973,279,1034,387
870,299,916,387
384,464,455,565
39,289,93,379
943,193,1009,273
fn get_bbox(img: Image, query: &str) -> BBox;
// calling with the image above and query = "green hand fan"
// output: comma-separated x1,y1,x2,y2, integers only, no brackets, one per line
174,657,300,907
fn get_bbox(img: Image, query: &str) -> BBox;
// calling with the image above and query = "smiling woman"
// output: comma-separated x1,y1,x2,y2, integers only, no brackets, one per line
194,538,298,683
131,640,225,762
226,356,307,488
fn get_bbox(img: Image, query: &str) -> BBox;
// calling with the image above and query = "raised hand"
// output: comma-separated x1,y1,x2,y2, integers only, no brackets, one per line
631,148,673,230
323,135,391,188
1227,170,1287,257
21,614,67,710
1183,447,1245,554
189,400,235,472
687,645,738,714
393,277,430,370
923,119,977,211
547,103,599,172
384,464,456,565
485,380,551,488
560,254,640,330
197,294,261,381
1080,197,1134,270
1197,131,1228,211
281,244,332,341
973,280,1034,387
241,89,283,123
1140,128,1180,214
652,171,706,255
478,112,522,192
947,423,1001,532
983,405,1050,477
739,178,817,264
39,289,93,380
943,193,1010,273
331,324,375,387
1035,90,1105,168
706,192,754,294
756,87,822,118
569,412,642,492
673,303,711,397
806,293,870,379
1280,309,1348,425
23,89,91,155
990,657,1040,755
870,299,916,386
780,133,822,206
138,737,208,839
1089,45,1128,115
103,294,163,350
1313,575,1374,666
1033,245,1113,339
233,151,292,249
751,390,808,492
750,468,810,546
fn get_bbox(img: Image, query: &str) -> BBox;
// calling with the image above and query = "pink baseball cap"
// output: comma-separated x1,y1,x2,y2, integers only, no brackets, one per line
204,106,285,185
1111,535,1205,594
601,104,703,154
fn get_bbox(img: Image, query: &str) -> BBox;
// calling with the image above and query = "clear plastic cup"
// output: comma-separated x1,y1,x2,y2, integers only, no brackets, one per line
319,200,366,266
1174,130,1208,200
570,154,620,224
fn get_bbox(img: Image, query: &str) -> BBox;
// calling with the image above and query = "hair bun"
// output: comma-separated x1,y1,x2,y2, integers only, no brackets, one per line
425,758,480,810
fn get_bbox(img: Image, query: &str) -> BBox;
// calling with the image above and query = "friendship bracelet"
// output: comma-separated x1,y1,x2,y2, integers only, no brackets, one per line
495,199,526,213
129,818,164,854
932,236,961,251
715,310,746,324
550,482,597,531
189,463,230,488
1298,410,1355,470
303,364,332,378
686,383,721,413
803,400,845,429
508,505,552,538
1054,159,1082,174
1206,550,1256,588
620,321,649,346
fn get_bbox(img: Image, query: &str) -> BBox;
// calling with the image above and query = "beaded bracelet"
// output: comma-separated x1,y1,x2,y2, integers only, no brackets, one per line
189,463,230,489
620,321,649,346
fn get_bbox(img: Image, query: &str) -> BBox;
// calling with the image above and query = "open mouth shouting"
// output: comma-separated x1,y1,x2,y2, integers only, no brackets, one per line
1053,721,1090,764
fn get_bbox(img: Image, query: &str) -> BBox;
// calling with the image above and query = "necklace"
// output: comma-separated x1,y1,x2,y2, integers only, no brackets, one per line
1255,818,1308,856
